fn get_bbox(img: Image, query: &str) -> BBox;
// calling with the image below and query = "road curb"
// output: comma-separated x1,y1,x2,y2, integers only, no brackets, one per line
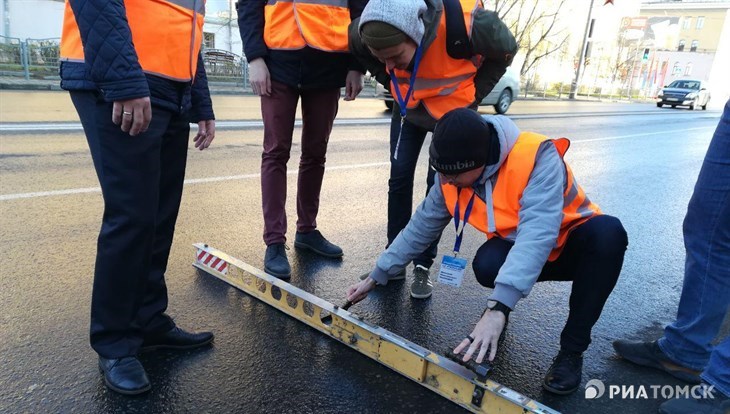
0,82,63,91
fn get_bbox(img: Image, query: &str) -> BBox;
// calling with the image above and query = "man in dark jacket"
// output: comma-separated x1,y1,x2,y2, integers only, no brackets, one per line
238,0,368,280
350,0,517,300
60,0,215,396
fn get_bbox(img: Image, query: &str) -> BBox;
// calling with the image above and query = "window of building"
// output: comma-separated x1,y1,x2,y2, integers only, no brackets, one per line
684,62,693,76
690,40,698,52
678,39,685,52
683,17,692,30
672,62,682,75
203,32,216,49
696,16,705,30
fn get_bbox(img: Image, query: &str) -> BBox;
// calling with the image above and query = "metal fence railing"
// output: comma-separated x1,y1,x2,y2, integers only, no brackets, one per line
26,38,60,77
202,48,248,87
519,80,654,102
0,35,59,80
0,35,24,74
0,39,251,85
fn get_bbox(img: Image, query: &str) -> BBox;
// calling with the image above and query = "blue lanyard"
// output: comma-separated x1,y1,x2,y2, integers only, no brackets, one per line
389,42,424,119
453,189,476,255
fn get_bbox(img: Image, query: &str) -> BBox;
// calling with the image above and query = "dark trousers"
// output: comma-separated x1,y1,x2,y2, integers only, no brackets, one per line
472,215,628,353
260,80,340,245
71,91,187,358
387,111,439,268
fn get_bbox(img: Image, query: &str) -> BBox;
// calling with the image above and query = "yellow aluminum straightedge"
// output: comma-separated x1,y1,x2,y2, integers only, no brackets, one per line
193,243,560,414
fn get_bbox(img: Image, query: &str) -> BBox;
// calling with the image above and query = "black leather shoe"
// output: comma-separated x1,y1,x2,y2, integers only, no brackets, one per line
294,230,343,258
542,350,583,395
98,356,150,395
613,340,702,384
264,243,291,279
140,326,214,352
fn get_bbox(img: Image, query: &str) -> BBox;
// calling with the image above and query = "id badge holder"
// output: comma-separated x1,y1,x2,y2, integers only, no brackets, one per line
437,255,467,287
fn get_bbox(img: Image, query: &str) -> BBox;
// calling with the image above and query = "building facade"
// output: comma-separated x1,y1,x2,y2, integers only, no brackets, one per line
638,0,730,104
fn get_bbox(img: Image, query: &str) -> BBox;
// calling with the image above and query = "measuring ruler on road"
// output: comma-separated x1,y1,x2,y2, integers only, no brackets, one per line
193,243,560,414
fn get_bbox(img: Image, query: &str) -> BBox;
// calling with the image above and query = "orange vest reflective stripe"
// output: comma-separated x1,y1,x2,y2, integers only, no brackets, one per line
391,0,480,120
60,0,205,82
264,0,350,52
442,132,602,261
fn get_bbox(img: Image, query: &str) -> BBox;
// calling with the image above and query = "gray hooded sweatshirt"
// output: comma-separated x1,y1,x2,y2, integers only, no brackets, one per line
368,115,567,310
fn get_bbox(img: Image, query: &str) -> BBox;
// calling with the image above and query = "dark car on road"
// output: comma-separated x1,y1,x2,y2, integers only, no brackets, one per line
656,79,710,110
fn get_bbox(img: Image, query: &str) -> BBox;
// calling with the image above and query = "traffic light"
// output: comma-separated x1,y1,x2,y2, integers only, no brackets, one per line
642,48,650,62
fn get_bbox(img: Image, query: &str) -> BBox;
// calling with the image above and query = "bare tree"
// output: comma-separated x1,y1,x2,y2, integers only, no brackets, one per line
607,29,646,93
489,0,571,76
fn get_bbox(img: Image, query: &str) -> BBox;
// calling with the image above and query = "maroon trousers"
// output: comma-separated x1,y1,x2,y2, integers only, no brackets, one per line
260,80,340,245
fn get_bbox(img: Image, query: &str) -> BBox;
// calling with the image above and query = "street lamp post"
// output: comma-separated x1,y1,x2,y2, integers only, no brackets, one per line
569,0,596,100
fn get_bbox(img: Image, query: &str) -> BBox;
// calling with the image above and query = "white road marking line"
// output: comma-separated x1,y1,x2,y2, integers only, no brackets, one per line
0,126,716,202
0,110,716,133
0,162,390,201
572,126,714,143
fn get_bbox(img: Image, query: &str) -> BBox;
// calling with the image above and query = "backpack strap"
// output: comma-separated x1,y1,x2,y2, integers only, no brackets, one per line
442,0,473,60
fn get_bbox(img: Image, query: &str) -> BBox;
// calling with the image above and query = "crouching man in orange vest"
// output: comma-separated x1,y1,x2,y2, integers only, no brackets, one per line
349,0,517,300
347,108,629,395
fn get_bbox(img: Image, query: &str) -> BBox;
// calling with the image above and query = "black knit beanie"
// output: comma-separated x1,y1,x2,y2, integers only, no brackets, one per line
429,108,500,174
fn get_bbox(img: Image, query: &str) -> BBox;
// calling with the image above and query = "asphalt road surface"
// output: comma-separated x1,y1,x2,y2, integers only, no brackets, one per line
0,95,727,414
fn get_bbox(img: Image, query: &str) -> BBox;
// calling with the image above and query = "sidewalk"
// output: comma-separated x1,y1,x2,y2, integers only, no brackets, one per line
1,75,651,103
0,75,63,91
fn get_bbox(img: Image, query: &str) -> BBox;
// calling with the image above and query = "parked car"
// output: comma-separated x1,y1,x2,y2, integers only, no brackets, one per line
374,82,395,111
656,79,710,110
374,67,520,114
479,66,520,114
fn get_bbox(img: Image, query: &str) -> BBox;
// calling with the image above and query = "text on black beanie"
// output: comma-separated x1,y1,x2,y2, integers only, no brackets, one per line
429,108,500,174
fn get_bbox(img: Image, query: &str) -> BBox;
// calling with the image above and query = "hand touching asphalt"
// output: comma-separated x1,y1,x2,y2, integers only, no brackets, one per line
453,310,506,364
346,276,377,304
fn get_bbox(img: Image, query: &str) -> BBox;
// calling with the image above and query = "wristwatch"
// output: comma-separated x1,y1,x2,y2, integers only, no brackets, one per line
486,300,511,317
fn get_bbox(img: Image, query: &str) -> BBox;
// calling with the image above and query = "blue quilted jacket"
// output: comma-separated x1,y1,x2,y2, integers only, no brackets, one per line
60,0,214,122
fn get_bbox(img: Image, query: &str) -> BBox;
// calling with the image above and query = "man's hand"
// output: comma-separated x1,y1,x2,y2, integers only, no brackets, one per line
344,70,364,101
453,310,506,364
346,276,376,304
193,119,216,150
112,97,151,136
249,58,271,96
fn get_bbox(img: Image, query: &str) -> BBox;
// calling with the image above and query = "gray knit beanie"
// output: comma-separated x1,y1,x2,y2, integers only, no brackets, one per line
359,0,427,49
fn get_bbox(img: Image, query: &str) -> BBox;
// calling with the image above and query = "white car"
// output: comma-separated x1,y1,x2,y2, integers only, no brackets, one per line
479,66,520,114
374,67,520,114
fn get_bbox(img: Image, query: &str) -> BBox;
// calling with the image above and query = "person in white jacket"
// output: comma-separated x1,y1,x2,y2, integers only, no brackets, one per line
347,108,628,395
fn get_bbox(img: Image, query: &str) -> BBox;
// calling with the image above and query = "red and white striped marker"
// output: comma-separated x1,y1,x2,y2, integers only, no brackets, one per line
197,249,228,275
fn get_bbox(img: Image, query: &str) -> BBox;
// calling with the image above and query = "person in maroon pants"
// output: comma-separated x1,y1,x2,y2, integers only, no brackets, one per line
237,0,367,279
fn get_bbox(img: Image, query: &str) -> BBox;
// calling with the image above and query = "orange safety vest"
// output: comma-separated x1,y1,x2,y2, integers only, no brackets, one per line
60,0,206,82
264,0,350,52
442,132,602,261
391,0,480,120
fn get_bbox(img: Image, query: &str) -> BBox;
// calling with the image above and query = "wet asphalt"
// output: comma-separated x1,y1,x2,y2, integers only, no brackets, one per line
0,96,727,414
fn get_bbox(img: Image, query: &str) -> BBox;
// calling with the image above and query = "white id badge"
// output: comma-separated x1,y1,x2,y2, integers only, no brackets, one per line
437,255,467,287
